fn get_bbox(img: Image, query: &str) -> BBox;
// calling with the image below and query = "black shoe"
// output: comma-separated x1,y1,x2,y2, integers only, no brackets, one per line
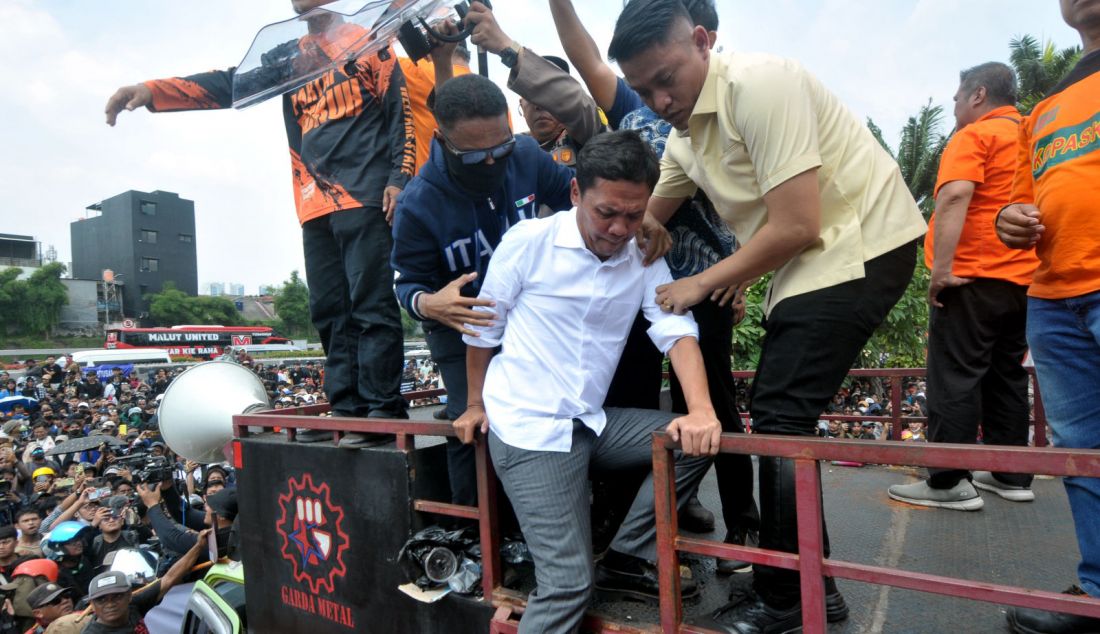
717,528,758,575
823,579,850,623
595,550,699,603
432,408,450,420
338,432,394,448
1007,585,1100,633
295,428,333,443
679,494,716,533
703,589,802,634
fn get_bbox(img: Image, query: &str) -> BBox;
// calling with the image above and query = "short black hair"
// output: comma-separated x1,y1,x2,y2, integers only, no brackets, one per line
959,62,1018,107
682,0,718,31
433,74,509,130
609,0,694,63
575,130,660,194
15,507,40,522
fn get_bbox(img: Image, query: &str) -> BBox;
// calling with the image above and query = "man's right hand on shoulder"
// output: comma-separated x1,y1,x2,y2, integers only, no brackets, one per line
995,203,1044,249
453,404,489,444
417,272,496,336
105,83,153,126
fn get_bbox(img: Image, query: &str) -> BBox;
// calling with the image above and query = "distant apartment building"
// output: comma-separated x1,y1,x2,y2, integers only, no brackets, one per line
71,190,198,317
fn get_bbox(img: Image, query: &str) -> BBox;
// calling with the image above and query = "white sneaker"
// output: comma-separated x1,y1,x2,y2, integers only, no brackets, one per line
972,471,1035,502
888,479,984,511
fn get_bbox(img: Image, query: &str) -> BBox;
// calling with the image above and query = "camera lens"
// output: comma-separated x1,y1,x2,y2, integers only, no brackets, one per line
423,547,458,582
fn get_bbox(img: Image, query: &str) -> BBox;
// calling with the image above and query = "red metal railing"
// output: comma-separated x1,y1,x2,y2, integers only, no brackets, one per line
651,432,1100,633
232,376,1062,633
729,368,1048,445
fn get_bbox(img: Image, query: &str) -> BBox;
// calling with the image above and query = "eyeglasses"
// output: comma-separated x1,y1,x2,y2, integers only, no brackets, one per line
440,132,516,165
45,594,71,607
206,480,226,488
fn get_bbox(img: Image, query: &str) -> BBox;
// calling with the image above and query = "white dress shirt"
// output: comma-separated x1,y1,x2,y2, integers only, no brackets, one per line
463,209,698,452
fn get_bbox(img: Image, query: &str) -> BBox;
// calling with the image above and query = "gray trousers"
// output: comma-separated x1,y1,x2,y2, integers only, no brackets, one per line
488,407,713,634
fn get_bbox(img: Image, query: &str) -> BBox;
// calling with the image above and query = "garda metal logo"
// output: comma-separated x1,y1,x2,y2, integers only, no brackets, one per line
275,474,349,594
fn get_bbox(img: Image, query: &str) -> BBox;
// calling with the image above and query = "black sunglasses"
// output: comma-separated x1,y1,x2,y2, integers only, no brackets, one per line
440,133,516,165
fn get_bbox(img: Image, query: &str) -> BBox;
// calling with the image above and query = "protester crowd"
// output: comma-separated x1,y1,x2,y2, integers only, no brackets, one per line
0,356,248,633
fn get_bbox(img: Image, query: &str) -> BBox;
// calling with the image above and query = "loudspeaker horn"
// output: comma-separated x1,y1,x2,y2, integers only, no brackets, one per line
158,361,270,464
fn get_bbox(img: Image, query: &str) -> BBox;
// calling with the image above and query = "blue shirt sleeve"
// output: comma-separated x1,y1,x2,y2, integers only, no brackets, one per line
606,76,646,131
536,150,575,212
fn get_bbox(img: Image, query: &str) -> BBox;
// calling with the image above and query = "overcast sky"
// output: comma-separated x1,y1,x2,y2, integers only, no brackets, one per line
2,0,1080,295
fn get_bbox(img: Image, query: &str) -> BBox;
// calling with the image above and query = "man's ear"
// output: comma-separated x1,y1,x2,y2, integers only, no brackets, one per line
971,86,987,108
570,178,581,208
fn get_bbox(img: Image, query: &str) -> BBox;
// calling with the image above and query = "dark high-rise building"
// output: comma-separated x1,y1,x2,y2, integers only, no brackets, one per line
71,190,197,317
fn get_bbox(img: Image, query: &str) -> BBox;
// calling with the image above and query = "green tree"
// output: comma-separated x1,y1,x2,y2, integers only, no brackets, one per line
868,100,949,219
0,268,24,331
147,283,199,325
1010,35,1082,113
730,275,769,370
146,282,241,326
19,263,69,337
272,270,312,338
401,310,423,339
194,296,243,325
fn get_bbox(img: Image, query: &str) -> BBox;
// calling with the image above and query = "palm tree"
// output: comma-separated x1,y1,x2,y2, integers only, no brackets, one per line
867,100,948,219
1010,35,1082,113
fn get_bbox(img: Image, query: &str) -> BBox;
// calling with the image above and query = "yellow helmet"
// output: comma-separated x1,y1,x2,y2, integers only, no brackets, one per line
32,467,56,480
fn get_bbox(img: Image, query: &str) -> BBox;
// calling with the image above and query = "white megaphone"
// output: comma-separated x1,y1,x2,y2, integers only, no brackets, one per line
158,361,271,464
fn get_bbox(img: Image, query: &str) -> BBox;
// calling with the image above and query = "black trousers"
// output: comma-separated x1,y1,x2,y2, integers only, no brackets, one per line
669,298,760,535
424,324,477,506
302,207,406,418
926,279,1032,489
750,240,917,607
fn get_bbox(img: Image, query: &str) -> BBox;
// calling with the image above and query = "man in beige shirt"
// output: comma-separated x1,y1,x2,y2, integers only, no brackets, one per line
609,0,926,630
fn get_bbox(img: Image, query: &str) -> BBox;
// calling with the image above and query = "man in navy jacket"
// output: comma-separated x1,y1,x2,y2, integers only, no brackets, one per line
392,74,574,505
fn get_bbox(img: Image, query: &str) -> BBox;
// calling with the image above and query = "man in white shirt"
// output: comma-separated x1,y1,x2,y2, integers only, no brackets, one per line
455,131,720,634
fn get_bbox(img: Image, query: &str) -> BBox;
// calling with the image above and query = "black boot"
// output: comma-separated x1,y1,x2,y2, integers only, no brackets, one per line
1007,585,1100,633
679,493,716,533
717,527,758,575
595,549,699,603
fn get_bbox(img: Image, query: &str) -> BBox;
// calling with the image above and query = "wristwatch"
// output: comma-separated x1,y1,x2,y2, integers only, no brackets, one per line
499,42,521,68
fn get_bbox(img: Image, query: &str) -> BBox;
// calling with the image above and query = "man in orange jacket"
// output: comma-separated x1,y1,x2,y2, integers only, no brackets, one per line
104,0,417,445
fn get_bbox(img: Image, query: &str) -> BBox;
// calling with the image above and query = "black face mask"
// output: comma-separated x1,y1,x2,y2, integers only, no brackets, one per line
443,150,509,196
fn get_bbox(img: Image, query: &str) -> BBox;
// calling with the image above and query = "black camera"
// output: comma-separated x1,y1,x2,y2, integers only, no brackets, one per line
114,452,174,485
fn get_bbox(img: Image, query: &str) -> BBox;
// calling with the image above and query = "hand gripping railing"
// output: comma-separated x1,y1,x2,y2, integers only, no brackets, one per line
650,432,1100,633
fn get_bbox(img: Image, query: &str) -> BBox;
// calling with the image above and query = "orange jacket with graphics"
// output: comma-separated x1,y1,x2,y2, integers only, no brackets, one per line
926,105,1039,285
398,57,470,174
1008,49,1100,299
143,25,416,226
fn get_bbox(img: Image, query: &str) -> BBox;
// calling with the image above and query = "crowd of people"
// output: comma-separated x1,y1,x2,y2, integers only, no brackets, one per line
94,0,1100,632
0,356,251,633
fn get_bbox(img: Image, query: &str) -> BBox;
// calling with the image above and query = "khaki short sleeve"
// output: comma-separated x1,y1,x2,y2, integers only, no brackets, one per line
653,135,699,200
731,60,824,195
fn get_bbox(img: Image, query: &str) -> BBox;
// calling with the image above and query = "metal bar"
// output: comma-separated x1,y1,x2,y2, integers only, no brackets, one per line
1032,372,1049,448
822,560,1100,619
412,499,480,520
652,432,1100,478
889,376,903,441
233,413,455,438
477,436,502,597
794,459,827,633
651,435,682,632
675,536,801,570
